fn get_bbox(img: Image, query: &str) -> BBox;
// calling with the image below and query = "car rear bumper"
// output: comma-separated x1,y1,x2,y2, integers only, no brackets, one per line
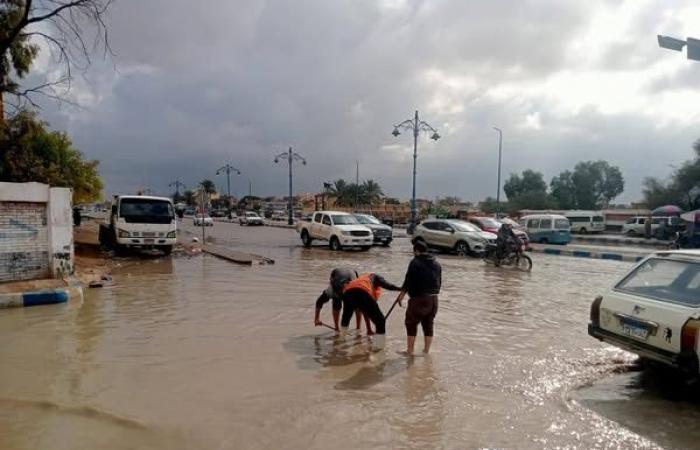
588,324,698,373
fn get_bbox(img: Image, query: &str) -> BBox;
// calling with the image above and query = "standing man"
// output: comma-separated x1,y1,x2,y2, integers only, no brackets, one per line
397,239,441,355
341,272,402,350
314,268,373,334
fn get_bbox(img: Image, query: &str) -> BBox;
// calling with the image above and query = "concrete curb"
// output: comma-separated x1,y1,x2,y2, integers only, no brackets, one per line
572,235,671,249
0,286,83,309
529,246,646,263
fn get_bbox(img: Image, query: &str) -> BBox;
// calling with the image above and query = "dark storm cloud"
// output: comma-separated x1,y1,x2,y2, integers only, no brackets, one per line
30,0,700,203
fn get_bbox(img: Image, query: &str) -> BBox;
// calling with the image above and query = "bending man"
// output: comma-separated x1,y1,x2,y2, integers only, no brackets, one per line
315,268,373,333
341,272,402,350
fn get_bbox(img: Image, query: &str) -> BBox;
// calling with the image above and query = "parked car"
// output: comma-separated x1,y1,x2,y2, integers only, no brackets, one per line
298,211,373,251
588,250,700,374
413,219,496,256
621,216,681,237
239,211,264,226
520,214,572,245
194,214,214,226
183,208,196,217
353,214,393,246
211,209,227,218
468,216,502,234
565,210,605,234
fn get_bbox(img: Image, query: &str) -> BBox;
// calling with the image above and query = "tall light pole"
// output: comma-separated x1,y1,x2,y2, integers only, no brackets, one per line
658,35,700,61
169,179,186,201
355,160,360,212
493,127,503,218
274,147,307,225
216,163,241,211
392,110,440,230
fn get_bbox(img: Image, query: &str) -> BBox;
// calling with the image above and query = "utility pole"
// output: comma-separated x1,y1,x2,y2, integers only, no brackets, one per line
493,127,503,218
216,164,241,211
169,179,186,201
392,110,440,231
355,160,360,212
248,179,252,197
274,147,307,225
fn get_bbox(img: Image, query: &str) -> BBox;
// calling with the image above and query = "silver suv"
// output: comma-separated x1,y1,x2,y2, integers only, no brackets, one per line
413,219,497,256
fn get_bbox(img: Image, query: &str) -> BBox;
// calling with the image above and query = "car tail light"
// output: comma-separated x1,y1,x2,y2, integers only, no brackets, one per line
590,295,603,326
681,319,700,352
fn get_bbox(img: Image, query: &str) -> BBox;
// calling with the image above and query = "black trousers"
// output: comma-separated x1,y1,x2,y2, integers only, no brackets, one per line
341,289,385,334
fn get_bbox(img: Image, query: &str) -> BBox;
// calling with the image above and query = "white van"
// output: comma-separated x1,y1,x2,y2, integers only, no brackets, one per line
565,210,605,234
520,214,572,245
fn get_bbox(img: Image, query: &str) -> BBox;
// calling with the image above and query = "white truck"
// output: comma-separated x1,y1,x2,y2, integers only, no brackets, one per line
99,195,177,255
298,211,373,251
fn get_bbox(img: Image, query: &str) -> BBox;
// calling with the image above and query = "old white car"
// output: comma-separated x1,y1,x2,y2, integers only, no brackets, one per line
588,250,700,374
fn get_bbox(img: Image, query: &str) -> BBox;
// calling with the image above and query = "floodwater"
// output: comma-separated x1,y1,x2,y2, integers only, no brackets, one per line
0,222,697,449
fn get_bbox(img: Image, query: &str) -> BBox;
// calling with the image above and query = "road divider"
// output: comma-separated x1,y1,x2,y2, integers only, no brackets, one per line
529,243,649,263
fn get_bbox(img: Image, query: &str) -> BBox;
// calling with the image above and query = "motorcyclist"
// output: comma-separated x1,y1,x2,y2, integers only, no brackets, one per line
495,223,520,262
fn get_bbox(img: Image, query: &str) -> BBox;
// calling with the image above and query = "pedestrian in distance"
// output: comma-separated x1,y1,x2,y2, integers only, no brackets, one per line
644,215,652,239
341,272,402,351
396,239,441,356
314,268,373,334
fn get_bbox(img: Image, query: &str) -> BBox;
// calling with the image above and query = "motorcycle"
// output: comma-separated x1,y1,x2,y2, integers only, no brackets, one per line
483,240,532,271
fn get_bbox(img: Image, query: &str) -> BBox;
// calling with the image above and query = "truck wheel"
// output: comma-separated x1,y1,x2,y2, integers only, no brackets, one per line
382,240,392,247
329,236,342,251
162,245,173,256
301,230,313,247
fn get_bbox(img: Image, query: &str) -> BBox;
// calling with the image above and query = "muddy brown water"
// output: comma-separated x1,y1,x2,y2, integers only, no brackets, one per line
1,222,698,449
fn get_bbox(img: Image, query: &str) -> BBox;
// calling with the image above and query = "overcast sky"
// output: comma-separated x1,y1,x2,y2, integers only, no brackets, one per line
30,0,700,203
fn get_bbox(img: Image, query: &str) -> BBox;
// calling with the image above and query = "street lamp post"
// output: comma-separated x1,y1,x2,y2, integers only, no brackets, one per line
216,163,241,211
274,147,307,225
168,179,186,201
658,35,700,61
392,110,440,231
492,127,503,218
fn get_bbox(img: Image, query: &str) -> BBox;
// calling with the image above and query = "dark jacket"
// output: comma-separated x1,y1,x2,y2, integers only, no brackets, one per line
402,254,442,298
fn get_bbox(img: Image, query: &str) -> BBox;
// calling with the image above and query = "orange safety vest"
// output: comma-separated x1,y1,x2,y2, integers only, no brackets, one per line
343,273,382,301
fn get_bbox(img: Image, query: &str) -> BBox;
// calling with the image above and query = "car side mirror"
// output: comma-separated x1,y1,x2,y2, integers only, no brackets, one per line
448,228,455,233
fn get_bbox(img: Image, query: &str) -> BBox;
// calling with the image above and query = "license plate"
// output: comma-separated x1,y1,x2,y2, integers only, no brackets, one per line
621,324,648,340
144,238,154,244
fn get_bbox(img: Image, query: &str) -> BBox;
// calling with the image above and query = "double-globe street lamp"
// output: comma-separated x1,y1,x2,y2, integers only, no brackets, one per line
392,110,440,231
274,147,307,225
216,163,242,212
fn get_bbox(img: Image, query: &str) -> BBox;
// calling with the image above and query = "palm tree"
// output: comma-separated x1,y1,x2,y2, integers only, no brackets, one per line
200,179,216,195
361,179,384,206
330,179,353,207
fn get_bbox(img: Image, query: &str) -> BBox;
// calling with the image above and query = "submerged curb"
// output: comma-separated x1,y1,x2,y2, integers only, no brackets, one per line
0,286,83,309
529,245,647,263
572,235,671,249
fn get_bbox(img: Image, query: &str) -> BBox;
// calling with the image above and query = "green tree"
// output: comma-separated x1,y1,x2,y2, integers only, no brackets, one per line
642,142,700,210
503,170,548,199
0,109,102,202
1,1,112,119
360,179,384,205
570,161,624,209
550,170,577,209
200,179,216,194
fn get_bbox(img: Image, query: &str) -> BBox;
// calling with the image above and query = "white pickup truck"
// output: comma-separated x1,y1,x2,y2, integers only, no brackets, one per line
298,211,373,251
